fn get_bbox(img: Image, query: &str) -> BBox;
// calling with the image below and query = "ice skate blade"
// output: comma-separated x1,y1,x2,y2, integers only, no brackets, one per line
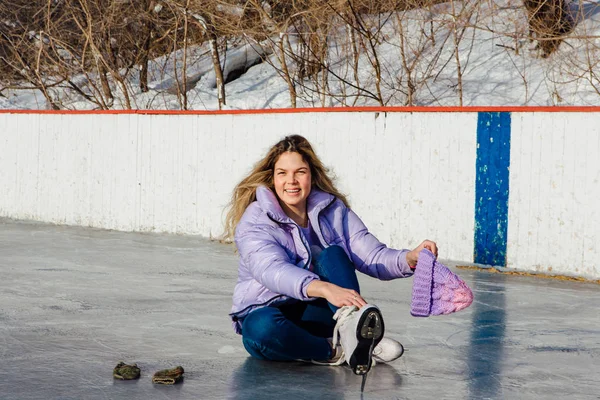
360,311,383,339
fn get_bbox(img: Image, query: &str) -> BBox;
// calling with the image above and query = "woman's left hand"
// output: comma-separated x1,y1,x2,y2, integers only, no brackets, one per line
306,281,367,308
407,239,438,268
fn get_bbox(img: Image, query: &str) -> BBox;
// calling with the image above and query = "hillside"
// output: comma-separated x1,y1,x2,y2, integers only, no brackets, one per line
1,0,599,110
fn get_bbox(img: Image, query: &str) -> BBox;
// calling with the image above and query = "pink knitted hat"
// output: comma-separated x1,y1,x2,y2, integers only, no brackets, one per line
411,249,473,317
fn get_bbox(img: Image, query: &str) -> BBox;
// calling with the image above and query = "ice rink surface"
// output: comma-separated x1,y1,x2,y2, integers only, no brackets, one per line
1,218,599,400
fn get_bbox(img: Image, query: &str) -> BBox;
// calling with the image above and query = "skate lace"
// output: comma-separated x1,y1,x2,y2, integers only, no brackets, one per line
331,306,358,356
311,305,358,367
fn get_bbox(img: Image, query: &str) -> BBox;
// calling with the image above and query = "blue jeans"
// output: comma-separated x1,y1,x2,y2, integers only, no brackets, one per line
241,245,361,361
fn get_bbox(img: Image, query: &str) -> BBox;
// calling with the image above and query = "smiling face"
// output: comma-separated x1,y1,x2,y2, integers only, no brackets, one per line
273,151,312,220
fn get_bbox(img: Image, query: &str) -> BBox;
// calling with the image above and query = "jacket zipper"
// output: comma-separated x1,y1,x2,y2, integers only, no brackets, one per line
267,215,312,270
269,195,337,269
314,196,336,248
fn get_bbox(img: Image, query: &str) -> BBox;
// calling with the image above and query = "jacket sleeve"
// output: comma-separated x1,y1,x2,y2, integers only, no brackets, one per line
345,209,413,280
235,224,320,300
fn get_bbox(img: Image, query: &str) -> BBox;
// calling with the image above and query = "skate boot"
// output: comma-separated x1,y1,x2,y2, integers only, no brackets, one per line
372,337,404,363
332,304,384,376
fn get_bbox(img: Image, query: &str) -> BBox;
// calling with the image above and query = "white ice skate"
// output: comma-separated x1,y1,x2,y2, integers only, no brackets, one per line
332,304,384,375
372,337,404,364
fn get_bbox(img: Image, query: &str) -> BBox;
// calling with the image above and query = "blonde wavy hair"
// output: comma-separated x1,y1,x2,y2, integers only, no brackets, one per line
223,135,349,242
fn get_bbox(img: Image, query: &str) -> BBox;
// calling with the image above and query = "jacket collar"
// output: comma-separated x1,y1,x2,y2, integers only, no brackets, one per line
256,185,335,224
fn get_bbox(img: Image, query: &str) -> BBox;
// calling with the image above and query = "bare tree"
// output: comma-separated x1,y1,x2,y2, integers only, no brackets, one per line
2,0,598,110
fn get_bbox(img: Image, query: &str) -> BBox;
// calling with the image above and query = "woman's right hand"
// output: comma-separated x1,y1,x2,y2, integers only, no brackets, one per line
306,280,367,308
406,239,438,268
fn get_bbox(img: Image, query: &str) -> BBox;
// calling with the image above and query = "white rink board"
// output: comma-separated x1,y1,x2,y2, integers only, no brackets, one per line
2,110,600,279
508,113,600,279
0,112,477,264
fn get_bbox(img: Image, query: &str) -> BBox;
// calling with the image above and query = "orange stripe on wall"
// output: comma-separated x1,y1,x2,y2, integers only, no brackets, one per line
2,106,600,115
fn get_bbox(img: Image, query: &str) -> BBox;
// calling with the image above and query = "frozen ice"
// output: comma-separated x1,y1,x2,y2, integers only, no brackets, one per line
0,218,599,399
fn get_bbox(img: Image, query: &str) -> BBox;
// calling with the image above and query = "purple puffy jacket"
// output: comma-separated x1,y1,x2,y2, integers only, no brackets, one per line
229,185,413,334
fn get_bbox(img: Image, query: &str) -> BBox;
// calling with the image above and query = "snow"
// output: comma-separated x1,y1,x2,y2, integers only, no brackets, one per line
1,0,600,110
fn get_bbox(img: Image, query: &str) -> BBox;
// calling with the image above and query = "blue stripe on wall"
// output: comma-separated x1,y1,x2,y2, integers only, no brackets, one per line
474,112,511,266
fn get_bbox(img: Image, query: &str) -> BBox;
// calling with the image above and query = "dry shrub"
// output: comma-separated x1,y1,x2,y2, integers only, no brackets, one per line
523,0,574,57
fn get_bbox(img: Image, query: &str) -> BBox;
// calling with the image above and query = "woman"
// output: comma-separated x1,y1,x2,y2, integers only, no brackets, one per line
225,135,437,376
